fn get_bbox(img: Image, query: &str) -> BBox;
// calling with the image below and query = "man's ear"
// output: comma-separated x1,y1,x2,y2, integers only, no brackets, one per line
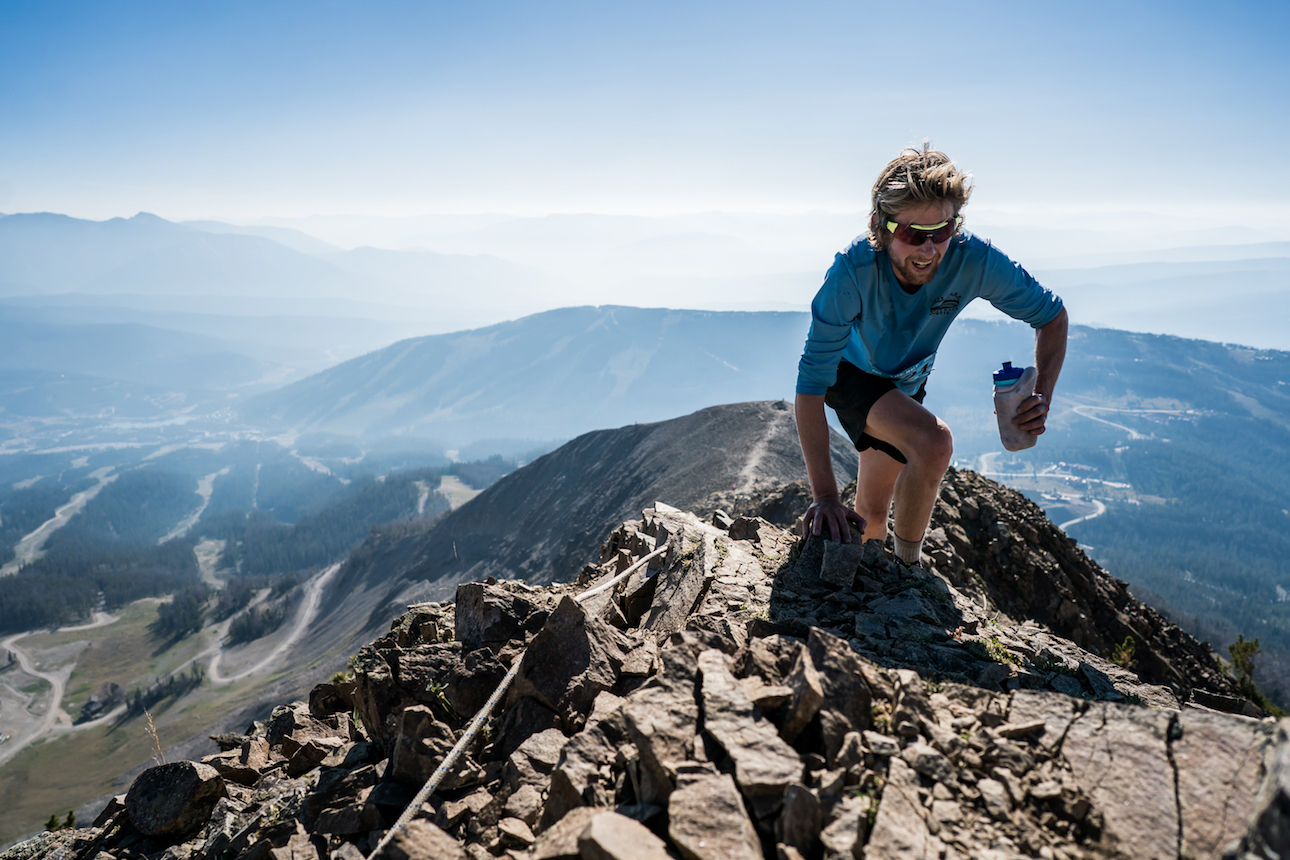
869,211,887,247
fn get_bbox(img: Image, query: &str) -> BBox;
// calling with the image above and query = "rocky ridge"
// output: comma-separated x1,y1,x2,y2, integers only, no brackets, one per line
310,400,859,651
5,472,1287,860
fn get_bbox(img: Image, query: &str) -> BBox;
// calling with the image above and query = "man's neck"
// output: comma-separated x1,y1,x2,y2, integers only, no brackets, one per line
888,258,922,295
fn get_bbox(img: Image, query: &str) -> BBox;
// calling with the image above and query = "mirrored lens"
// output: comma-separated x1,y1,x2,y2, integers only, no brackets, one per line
893,221,956,244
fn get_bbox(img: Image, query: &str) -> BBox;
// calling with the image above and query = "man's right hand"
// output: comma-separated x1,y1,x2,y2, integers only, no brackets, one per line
803,498,866,543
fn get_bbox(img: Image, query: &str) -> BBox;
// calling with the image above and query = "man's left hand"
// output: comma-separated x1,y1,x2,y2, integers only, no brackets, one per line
1012,393,1051,435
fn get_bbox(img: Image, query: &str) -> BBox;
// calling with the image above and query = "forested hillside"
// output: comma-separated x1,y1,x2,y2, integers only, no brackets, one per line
0,441,528,634
0,484,75,566
1053,415,1290,698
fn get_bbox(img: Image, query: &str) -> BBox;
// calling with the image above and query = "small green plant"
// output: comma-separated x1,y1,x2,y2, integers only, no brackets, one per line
856,774,886,827
1230,635,1260,681
968,637,1013,665
426,681,456,719
1111,635,1136,669
1229,635,1287,718
987,638,1012,663
904,578,950,605
260,801,290,829
45,814,61,832
1034,656,1077,677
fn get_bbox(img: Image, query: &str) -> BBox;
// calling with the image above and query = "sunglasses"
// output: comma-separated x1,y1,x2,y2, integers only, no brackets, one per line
884,214,961,245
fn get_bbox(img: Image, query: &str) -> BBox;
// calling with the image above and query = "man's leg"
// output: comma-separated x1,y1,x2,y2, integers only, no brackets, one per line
862,389,953,562
855,448,903,544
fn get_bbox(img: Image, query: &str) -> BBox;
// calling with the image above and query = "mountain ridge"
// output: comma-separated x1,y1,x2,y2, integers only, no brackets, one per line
6,439,1284,860
303,401,859,652
0,213,567,328
240,306,810,440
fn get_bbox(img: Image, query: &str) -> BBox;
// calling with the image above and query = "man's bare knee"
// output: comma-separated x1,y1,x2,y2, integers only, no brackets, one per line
856,501,888,528
909,423,953,470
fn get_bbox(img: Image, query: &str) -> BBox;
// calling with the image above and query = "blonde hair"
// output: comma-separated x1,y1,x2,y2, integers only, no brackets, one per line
867,142,973,247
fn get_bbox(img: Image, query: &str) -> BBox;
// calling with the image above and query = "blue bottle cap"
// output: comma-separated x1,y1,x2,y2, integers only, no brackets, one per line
993,361,1023,385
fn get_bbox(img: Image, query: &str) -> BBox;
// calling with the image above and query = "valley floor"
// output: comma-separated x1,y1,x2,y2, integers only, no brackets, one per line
0,560,345,846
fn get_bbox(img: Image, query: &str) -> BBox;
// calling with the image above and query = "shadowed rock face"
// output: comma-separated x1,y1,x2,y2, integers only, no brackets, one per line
924,469,1242,708
740,467,1247,711
17,497,1286,860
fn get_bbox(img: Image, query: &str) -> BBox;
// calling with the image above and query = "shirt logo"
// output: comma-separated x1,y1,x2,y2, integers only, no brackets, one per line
930,292,961,316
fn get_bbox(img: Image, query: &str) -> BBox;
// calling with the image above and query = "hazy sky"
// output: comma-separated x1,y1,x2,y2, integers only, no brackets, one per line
2,0,1287,224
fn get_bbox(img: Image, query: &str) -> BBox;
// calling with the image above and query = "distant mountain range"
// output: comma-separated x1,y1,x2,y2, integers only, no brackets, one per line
2,208,1288,408
0,211,585,412
0,211,568,329
8,209,1289,349
1034,256,1290,350
237,304,1290,452
0,312,274,393
240,306,811,440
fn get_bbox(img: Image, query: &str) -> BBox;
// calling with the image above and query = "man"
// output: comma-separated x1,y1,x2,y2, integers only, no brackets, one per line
796,143,1068,564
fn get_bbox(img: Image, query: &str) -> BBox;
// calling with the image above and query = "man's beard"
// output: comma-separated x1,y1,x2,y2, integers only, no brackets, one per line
893,249,942,288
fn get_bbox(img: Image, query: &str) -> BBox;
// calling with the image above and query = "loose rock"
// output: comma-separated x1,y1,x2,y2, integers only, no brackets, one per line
125,761,228,839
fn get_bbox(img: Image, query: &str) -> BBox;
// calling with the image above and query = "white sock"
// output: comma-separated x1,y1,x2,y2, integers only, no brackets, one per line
893,533,923,565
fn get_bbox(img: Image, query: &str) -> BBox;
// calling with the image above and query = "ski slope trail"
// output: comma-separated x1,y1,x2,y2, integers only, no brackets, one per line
0,469,117,576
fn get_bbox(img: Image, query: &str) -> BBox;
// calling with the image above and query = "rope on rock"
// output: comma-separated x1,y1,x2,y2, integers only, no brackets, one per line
365,540,670,859
573,542,670,604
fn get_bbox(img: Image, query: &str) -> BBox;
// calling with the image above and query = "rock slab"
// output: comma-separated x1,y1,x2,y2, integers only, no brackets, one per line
125,761,228,839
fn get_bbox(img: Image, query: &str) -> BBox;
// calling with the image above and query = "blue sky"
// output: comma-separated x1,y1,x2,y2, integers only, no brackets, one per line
2,0,1287,222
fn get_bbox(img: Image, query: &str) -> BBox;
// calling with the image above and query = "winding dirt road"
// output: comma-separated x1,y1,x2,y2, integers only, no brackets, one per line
0,610,120,768
208,562,342,685
1058,497,1107,531
0,560,342,768
1071,406,1148,440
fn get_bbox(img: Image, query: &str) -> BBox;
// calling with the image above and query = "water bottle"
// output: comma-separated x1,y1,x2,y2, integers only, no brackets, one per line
994,361,1038,451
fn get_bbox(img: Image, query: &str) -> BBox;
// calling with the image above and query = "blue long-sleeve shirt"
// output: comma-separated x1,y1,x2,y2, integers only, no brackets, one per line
796,231,1064,396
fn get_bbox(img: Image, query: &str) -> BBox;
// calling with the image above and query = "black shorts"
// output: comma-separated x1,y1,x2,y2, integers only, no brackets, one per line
824,361,928,465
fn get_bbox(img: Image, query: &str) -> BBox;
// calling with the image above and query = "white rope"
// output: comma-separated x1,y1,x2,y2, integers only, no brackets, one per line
366,657,521,858
365,541,668,858
575,543,670,603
